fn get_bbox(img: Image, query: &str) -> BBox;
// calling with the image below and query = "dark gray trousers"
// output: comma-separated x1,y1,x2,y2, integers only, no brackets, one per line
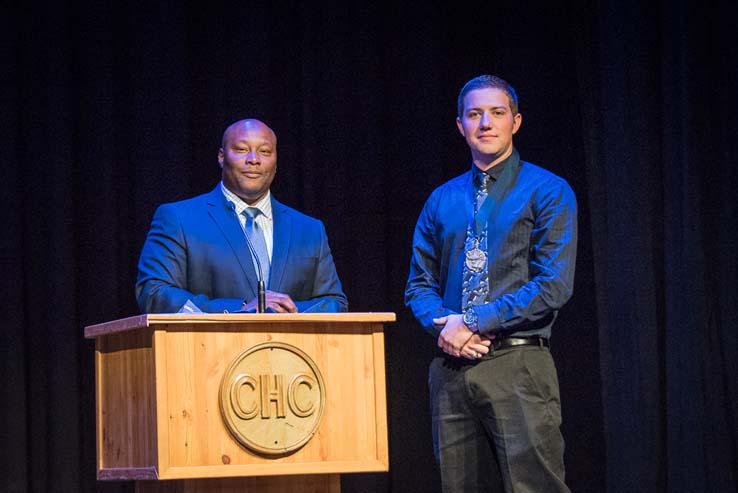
429,345,569,493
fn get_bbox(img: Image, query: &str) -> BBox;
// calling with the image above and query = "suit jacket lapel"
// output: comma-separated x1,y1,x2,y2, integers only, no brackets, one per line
206,186,259,294
269,198,292,291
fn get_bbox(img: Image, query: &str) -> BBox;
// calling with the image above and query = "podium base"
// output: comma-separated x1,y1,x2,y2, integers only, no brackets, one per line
135,474,340,492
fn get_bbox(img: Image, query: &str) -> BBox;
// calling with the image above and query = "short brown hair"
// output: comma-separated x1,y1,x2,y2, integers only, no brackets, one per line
457,75,519,117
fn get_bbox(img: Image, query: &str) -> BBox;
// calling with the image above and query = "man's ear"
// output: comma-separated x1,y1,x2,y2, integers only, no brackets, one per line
512,113,523,134
217,148,224,168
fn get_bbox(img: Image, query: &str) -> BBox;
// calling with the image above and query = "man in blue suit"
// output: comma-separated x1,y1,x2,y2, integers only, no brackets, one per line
136,118,348,314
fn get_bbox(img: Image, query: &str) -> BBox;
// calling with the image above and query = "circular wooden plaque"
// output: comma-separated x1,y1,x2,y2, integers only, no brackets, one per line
219,342,326,455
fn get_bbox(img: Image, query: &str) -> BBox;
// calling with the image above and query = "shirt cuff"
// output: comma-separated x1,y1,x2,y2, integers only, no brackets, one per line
475,302,502,336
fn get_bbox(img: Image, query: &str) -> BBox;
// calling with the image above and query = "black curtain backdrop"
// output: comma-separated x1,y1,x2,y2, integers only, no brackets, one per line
2,1,736,492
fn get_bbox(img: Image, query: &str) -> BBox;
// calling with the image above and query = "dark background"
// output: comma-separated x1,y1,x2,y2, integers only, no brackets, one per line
2,1,737,492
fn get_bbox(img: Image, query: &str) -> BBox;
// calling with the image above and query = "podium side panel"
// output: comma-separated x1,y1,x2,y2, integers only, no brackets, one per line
371,325,389,467
97,329,158,474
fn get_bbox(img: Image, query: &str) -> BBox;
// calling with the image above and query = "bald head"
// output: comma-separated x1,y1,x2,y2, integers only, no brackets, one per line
218,118,278,204
221,119,277,149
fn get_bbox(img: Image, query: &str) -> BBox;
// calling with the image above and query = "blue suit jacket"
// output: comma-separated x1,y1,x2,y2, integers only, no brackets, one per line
136,186,348,313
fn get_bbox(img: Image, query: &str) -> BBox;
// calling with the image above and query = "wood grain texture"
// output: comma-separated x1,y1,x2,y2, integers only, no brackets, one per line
159,322,386,475
96,329,158,470
88,314,393,483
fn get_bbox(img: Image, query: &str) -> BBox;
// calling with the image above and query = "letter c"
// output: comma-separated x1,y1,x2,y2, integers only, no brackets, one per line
230,374,258,420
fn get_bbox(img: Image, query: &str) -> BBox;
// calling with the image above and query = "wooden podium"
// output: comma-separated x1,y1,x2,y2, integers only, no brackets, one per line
84,312,395,492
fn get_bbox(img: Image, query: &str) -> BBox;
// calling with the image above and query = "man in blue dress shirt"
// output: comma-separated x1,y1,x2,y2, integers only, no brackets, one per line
137,118,347,314
405,75,577,492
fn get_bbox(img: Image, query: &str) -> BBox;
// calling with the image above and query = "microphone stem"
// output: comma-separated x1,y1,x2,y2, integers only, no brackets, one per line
257,279,266,313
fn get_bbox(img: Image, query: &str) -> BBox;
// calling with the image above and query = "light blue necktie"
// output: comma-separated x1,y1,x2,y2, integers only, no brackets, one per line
243,208,270,287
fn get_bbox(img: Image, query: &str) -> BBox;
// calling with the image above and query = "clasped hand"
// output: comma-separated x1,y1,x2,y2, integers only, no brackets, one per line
434,314,492,360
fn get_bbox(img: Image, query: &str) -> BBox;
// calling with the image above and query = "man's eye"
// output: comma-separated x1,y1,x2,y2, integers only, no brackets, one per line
259,149,272,156
494,111,505,117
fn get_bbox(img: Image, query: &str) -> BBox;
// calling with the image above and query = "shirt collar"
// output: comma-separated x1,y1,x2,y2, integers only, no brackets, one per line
471,148,517,186
220,182,273,220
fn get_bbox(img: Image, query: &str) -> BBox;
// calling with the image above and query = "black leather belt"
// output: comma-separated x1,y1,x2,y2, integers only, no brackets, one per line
492,336,549,351
436,336,550,361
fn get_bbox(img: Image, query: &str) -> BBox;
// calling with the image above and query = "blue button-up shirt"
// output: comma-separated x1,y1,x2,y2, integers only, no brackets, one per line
405,150,578,339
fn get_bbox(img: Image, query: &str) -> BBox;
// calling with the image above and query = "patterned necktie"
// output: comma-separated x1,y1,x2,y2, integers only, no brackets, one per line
243,207,270,287
461,174,490,312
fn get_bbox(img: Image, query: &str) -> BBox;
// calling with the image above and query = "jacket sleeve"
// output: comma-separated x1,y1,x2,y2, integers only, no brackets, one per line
135,204,244,313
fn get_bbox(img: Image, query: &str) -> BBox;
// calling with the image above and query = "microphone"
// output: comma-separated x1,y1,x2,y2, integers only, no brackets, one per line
227,201,266,313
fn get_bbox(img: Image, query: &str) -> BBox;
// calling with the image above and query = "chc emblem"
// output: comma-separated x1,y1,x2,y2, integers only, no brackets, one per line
219,342,326,455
